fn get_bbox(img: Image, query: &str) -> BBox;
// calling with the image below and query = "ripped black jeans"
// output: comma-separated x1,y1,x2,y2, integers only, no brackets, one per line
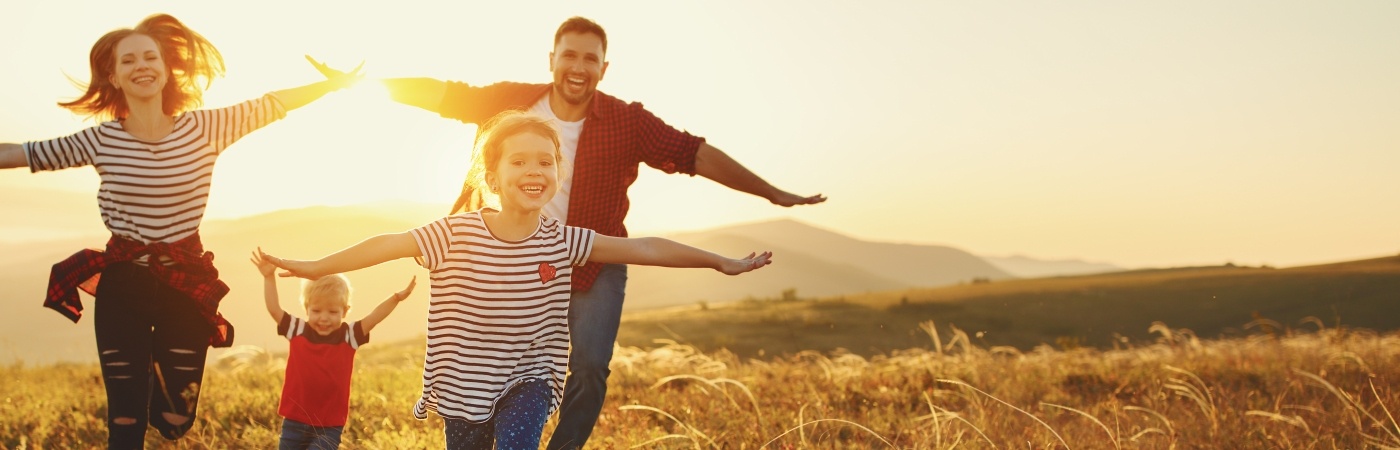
94,262,214,449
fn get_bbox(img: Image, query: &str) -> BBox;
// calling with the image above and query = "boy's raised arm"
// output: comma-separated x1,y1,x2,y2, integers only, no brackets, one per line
588,235,772,276
261,232,421,280
249,249,284,323
361,277,416,334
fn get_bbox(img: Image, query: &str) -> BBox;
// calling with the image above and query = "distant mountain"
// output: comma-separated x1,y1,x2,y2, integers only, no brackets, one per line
979,254,1125,278
624,219,1015,311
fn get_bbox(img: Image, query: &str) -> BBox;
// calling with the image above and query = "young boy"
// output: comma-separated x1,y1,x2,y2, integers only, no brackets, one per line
251,250,416,450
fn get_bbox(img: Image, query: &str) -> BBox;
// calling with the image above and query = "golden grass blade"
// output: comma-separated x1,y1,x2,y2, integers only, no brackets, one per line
713,377,766,429
930,403,996,448
1293,368,1388,438
761,418,897,449
1373,378,1400,444
1041,402,1119,450
619,404,715,448
1124,405,1174,436
920,320,944,356
629,434,694,449
1128,428,1168,442
939,378,1069,449
1244,410,1311,433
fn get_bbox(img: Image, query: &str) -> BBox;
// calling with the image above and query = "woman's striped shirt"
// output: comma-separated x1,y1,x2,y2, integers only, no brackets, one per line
23,95,286,244
409,210,595,422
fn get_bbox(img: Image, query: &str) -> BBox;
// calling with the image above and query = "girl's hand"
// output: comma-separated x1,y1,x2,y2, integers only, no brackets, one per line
394,276,417,302
257,248,318,279
719,251,773,275
249,248,277,278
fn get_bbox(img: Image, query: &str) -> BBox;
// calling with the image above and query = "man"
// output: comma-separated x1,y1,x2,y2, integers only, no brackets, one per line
319,16,824,448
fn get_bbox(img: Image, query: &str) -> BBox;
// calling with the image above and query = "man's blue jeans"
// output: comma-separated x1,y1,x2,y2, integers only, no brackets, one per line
546,264,627,450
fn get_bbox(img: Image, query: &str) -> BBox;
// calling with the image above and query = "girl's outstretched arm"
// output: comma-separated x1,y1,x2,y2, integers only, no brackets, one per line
267,57,364,112
588,235,773,275
0,143,26,169
261,232,421,280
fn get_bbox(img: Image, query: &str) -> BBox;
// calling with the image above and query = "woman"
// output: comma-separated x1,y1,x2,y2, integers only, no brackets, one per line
0,13,358,448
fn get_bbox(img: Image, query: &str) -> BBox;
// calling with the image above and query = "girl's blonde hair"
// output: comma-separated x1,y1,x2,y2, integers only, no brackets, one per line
449,110,563,214
60,13,225,121
302,274,352,310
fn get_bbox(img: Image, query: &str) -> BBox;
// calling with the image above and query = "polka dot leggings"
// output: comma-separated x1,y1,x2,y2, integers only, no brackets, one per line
444,379,553,450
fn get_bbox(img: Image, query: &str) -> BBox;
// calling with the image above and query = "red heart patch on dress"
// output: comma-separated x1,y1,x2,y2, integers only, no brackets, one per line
538,263,557,283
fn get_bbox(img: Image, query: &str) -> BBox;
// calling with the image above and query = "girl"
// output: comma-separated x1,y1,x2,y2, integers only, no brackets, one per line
0,13,358,448
260,110,772,449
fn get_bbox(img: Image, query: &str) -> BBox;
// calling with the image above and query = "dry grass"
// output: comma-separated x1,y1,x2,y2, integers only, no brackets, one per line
2,322,1399,448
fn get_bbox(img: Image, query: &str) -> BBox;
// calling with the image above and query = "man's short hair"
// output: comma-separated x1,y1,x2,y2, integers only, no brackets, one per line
555,16,608,55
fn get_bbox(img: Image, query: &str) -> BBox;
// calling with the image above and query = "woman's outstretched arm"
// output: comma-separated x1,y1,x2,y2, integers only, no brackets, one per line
267,57,364,112
1,143,26,169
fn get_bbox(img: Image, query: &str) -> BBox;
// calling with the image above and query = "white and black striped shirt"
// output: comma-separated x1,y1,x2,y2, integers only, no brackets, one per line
409,210,595,422
23,95,286,244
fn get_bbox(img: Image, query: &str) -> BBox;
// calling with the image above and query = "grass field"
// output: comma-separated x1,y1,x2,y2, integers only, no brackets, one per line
3,320,1397,449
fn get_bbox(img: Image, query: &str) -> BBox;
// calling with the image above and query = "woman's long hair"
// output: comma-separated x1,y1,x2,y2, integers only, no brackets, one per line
59,13,225,121
449,110,562,214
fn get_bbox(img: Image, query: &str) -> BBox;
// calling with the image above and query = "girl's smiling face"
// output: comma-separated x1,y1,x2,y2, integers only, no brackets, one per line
487,132,560,214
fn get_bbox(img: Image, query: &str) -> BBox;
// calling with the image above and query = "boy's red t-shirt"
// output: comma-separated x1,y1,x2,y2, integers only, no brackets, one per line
277,312,369,427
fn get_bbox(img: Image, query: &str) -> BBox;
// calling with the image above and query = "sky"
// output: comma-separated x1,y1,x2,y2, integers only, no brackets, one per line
1,1,1397,269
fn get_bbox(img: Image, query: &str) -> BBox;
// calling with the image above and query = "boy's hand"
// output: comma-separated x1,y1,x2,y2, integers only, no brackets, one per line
394,276,417,302
249,248,277,278
719,251,773,275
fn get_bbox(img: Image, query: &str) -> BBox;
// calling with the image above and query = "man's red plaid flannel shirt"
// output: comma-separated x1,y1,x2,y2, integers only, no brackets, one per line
45,233,235,347
438,82,706,292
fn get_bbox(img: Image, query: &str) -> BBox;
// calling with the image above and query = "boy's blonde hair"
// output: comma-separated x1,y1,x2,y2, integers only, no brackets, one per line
301,274,352,310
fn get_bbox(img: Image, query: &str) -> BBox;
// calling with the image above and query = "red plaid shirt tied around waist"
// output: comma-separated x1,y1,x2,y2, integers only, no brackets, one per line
44,233,235,348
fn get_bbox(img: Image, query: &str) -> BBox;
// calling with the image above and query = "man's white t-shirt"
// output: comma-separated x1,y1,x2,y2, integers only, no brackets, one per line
530,95,583,224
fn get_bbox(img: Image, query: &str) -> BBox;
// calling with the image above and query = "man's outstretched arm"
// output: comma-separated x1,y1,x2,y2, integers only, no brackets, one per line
381,78,448,113
693,142,826,207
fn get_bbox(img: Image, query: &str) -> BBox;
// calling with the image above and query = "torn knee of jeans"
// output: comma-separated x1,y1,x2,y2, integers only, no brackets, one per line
161,412,190,426
113,417,138,425
169,348,196,355
172,366,199,371
101,349,120,355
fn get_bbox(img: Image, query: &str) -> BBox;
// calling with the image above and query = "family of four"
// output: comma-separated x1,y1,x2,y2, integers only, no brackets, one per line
0,14,824,450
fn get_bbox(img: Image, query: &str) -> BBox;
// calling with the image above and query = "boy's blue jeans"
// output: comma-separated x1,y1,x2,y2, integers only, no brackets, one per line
279,418,343,450
547,264,628,450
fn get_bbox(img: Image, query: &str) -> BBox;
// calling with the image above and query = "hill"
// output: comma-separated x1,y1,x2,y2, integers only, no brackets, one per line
625,218,1014,310
980,254,1124,278
616,255,1400,358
